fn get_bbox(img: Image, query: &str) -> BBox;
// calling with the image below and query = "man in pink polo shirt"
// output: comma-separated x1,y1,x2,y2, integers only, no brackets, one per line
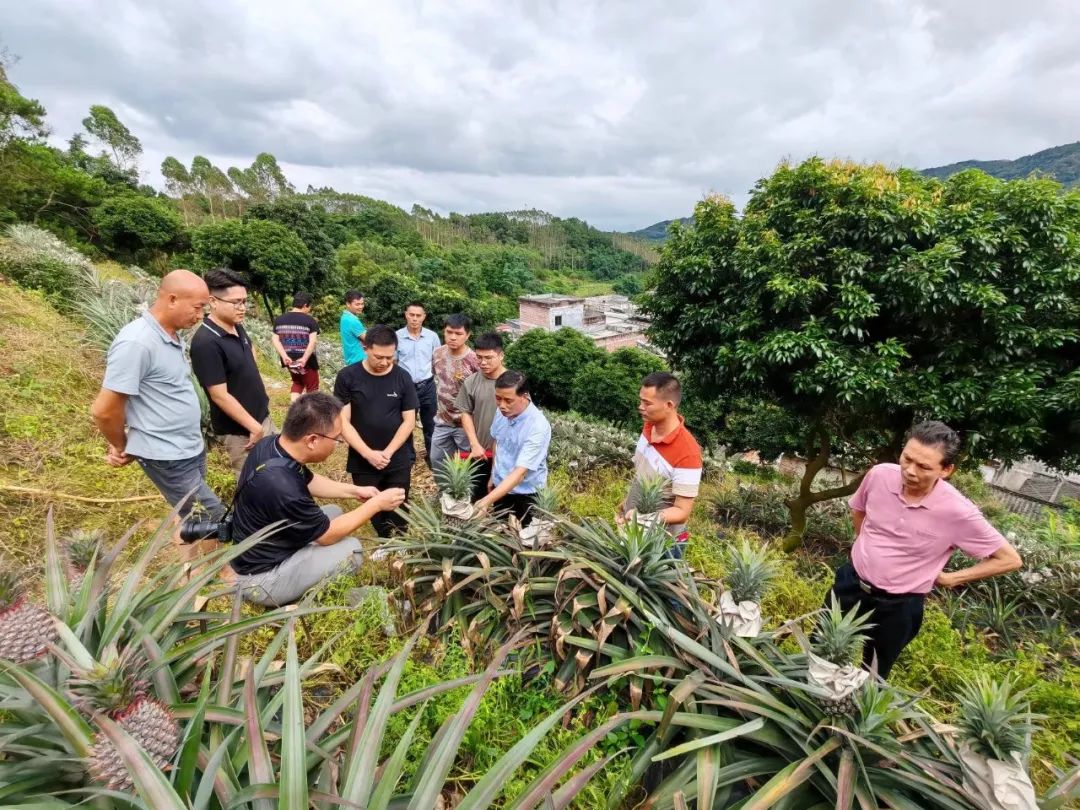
828,420,1022,679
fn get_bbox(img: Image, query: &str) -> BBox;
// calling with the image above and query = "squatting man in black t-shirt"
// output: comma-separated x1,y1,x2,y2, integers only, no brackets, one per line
229,392,405,607
334,324,419,537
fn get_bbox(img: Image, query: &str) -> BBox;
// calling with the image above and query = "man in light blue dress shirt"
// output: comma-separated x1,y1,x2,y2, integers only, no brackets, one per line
395,302,441,464
476,369,551,527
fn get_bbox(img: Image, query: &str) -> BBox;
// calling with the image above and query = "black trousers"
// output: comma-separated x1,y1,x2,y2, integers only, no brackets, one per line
351,466,411,538
497,493,537,528
415,378,437,466
827,561,925,680
469,458,493,503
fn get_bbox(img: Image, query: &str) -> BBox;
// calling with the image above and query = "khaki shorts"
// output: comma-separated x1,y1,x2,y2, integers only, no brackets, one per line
218,415,277,474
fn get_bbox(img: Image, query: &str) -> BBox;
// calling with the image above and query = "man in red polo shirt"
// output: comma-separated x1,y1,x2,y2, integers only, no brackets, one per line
829,420,1023,679
617,372,702,558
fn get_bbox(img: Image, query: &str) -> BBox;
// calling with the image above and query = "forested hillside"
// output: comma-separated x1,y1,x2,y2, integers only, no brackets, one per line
922,140,1080,187
0,60,651,328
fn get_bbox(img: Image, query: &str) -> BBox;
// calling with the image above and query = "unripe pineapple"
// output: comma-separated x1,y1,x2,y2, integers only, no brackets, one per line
724,540,776,604
0,566,58,664
63,528,105,582
810,596,872,717
71,649,180,791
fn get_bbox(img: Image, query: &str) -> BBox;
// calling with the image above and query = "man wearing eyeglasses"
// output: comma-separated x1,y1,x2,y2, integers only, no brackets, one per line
190,269,273,474
231,392,405,606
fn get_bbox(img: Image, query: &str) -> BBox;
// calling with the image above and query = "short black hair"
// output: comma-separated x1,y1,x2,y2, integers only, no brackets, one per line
365,324,397,348
642,371,681,405
405,301,426,312
282,392,342,440
474,332,504,352
205,268,248,295
906,420,962,467
292,291,313,308
444,313,472,332
345,289,364,303
495,369,529,396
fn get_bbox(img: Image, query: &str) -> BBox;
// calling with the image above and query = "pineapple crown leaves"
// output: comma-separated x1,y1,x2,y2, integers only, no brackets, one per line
63,527,106,571
813,595,873,667
633,474,669,516
69,646,153,716
723,539,777,604
955,675,1042,761
434,455,480,500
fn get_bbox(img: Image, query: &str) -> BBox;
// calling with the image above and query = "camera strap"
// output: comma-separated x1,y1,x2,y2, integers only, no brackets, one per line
221,456,304,532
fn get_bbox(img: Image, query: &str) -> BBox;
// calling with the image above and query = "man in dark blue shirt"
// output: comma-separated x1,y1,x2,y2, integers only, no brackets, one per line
231,392,404,606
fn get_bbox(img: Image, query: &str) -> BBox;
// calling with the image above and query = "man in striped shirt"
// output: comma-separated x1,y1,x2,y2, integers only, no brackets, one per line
617,372,702,558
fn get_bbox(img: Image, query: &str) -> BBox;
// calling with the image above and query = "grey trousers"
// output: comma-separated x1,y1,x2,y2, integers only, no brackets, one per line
134,451,225,521
236,505,362,607
430,423,470,473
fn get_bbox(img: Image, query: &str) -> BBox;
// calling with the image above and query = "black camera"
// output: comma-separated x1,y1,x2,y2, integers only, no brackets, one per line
178,515,233,543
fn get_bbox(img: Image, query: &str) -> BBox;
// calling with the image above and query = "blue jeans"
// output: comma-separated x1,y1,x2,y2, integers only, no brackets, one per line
135,452,225,522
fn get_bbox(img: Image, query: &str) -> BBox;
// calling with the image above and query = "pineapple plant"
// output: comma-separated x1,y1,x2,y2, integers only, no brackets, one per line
435,454,480,525
955,676,1040,810
0,564,58,664
717,540,776,637
808,596,873,716
70,647,180,791
63,527,106,582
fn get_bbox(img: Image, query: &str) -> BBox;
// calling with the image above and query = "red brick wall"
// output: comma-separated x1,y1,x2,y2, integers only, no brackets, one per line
519,301,551,329
594,331,646,352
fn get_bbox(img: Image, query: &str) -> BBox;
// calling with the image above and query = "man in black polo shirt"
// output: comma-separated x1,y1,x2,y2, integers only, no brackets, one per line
230,392,405,606
190,269,273,474
333,324,418,537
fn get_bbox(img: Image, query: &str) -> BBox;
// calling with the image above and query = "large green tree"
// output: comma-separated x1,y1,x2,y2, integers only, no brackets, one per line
570,347,665,426
191,218,310,315
92,193,183,260
646,158,1080,549
504,328,605,409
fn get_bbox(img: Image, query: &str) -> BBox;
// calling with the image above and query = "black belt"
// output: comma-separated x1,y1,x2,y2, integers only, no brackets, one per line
851,565,922,601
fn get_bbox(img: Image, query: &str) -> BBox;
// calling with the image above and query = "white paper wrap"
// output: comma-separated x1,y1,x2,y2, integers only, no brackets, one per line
959,746,1038,810
717,590,763,637
633,511,663,530
439,492,476,522
806,651,869,699
519,519,556,549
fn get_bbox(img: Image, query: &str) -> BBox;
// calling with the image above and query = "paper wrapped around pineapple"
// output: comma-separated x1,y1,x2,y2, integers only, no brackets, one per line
805,596,874,716
439,491,476,522
959,746,1037,810
514,486,560,549
717,590,763,637
715,540,776,638
807,651,869,700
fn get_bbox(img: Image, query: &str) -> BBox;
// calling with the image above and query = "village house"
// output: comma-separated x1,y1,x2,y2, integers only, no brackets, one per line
499,293,653,352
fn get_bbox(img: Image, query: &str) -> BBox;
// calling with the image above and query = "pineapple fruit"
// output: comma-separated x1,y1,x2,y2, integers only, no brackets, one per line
724,540,776,604
810,596,872,716
436,455,480,526
63,528,105,582
629,474,668,532
0,565,58,664
71,648,180,791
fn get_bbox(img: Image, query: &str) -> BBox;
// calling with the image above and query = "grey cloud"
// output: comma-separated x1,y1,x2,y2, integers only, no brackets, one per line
3,0,1079,230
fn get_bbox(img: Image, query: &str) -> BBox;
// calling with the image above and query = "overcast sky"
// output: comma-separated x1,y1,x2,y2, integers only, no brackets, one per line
4,0,1079,231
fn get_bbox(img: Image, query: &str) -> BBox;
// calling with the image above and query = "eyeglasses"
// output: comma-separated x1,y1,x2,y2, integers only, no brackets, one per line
212,295,249,309
314,432,346,445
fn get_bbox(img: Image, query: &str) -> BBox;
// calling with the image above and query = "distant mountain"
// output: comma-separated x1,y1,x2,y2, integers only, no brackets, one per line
628,217,693,242
922,141,1080,187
